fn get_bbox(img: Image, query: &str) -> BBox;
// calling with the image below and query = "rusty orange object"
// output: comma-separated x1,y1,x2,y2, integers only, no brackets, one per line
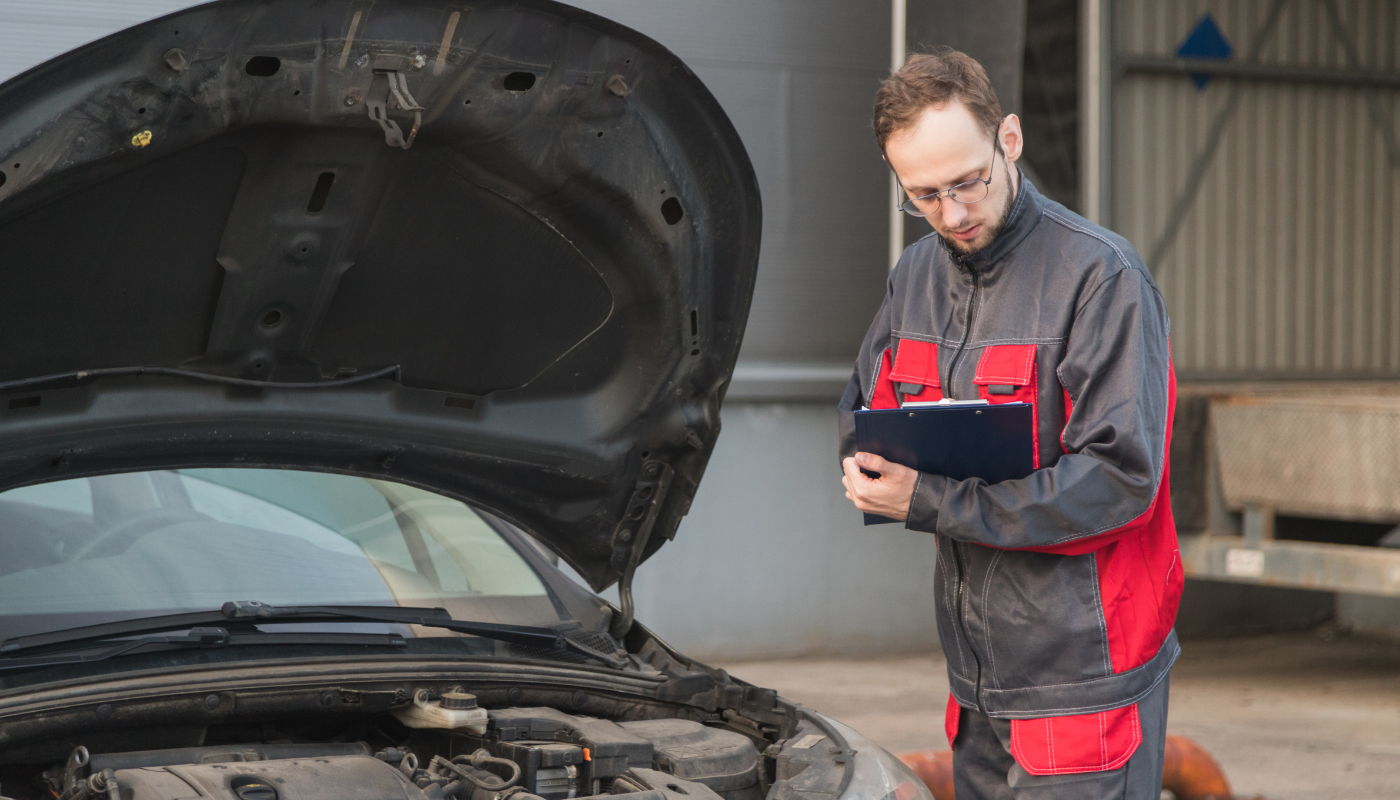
899,735,1236,800
1162,735,1233,800
897,750,954,800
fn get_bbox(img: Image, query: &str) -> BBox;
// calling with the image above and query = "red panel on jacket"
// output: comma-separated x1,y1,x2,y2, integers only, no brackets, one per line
870,348,899,409
1094,361,1182,673
890,339,942,403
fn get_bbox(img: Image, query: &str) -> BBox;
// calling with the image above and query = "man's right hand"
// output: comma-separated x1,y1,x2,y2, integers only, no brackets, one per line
841,452,918,521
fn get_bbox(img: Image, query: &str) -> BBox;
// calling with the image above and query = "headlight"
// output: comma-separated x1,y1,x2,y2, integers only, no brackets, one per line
819,716,936,800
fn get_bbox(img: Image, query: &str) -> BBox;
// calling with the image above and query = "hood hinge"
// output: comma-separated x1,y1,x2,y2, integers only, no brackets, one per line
366,54,425,149
608,461,674,639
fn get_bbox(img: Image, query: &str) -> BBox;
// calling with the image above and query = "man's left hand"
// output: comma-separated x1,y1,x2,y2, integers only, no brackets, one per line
841,452,918,521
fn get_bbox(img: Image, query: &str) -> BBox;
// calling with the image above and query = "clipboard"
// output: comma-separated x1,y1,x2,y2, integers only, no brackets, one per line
854,401,1035,525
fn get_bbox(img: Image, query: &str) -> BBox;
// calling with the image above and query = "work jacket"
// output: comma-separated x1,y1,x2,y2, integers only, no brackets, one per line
838,177,1182,773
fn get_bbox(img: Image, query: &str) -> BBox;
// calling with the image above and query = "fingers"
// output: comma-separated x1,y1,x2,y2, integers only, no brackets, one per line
842,458,875,511
855,451,893,473
841,457,868,487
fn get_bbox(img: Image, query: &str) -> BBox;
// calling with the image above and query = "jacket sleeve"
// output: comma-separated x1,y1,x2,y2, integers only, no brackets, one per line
837,272,898,464
905,267,1173,553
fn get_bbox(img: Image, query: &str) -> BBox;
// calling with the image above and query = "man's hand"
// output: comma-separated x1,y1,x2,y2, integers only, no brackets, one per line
841,452,918,521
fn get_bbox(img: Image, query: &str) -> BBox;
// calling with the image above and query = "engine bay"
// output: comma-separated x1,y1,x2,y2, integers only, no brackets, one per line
0,689,822,800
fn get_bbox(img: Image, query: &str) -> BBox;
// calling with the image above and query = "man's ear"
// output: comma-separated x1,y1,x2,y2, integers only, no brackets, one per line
999,114,1024,164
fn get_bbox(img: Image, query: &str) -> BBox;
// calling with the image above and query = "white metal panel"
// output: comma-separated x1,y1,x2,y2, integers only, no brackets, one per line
1112,0,1400,378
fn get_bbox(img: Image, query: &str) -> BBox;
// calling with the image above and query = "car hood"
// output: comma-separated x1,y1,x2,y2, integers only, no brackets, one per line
0,0,760,590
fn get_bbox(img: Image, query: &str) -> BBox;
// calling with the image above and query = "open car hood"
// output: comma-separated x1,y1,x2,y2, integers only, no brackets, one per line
0,0,760,590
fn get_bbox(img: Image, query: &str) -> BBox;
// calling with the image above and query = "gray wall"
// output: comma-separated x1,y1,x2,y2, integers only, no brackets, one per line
563,0,943,659
568,0,893,370
586,404,941,661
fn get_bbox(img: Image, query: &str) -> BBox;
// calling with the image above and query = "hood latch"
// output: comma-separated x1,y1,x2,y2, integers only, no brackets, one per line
608,461,674,639
366,54,424,149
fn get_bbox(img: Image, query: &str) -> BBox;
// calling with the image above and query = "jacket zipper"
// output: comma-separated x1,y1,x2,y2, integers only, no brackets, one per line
944,267,981,400
946,267,984,711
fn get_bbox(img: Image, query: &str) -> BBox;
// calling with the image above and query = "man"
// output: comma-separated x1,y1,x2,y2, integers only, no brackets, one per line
838,50,1181,800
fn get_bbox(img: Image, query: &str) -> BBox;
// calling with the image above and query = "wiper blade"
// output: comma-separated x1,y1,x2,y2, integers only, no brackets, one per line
0,626,407,672
1,601,627,669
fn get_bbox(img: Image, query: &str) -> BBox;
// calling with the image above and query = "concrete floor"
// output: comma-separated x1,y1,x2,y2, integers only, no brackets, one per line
716,629,1400,800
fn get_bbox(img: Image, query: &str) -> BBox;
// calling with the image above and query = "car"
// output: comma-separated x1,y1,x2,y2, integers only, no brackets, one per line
0,3,934,800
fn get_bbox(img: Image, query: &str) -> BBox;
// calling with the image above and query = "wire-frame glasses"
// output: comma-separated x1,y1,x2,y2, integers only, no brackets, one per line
896,139,1000,218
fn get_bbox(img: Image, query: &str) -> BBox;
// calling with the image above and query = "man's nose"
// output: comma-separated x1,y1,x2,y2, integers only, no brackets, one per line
939,199,969,229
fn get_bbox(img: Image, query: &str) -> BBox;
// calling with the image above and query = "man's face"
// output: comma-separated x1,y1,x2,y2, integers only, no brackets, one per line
885,102,1023,256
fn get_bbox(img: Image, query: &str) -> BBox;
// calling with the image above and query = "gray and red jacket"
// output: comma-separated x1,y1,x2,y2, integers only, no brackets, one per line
838,177,1182,775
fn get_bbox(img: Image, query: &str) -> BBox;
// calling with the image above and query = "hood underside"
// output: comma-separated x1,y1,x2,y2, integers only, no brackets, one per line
0,0,761,590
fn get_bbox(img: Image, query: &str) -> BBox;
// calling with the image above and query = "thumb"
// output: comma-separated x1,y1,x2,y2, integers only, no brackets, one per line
856,451,893,472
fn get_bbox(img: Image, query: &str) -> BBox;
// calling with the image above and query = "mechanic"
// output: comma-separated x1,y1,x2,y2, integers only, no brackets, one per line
837,50,1181,800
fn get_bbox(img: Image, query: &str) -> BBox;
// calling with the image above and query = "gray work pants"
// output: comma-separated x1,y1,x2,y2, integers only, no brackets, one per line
951,676,1170,800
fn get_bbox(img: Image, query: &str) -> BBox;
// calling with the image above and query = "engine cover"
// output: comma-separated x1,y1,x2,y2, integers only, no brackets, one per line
114,755,427,800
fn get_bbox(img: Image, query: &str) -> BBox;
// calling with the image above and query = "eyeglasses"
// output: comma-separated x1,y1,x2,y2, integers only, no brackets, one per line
896,139,999,218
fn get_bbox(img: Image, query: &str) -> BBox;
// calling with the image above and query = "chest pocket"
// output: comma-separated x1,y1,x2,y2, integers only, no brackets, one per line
889,339,943,404
973,344,1040,467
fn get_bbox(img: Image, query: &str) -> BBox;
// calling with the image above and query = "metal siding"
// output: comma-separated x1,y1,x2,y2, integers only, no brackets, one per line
1112,0,1400,378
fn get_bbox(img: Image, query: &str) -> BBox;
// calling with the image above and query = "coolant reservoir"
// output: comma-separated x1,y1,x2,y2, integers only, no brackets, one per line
391,691,489,733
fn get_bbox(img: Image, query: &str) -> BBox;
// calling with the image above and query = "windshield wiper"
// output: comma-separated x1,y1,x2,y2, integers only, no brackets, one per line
0,627,408,672
0,601,627,669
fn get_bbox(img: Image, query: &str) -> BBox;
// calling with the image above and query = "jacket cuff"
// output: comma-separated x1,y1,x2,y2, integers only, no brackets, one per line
904,471,947,533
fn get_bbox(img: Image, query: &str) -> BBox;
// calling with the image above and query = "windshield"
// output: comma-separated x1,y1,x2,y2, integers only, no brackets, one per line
0,469,561,641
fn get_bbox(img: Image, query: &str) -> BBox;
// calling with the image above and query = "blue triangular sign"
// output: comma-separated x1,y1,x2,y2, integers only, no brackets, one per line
1177,13,1233,90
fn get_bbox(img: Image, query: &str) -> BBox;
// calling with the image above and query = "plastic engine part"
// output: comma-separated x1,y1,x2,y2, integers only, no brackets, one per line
114,755,427,800
618,720,762,800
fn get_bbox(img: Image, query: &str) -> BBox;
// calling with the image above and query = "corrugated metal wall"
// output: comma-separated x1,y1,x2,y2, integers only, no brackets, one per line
1112,0,1400,378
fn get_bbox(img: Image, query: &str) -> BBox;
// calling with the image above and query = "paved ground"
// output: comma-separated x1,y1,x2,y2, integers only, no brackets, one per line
715,629,1400,800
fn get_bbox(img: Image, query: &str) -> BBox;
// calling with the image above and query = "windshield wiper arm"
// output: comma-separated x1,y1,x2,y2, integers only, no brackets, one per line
0,626,408,672
1,601,627,669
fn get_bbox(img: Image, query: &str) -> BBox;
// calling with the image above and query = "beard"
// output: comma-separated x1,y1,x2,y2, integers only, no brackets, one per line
936,168,1016,259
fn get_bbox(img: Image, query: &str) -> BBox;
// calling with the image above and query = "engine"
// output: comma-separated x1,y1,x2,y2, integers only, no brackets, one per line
37,704,764,800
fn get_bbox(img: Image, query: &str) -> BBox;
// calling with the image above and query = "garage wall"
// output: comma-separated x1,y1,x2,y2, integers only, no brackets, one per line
562,0,942,659
590,404,941,661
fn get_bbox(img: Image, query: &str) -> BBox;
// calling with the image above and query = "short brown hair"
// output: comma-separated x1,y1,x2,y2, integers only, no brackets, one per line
873,48,1003,150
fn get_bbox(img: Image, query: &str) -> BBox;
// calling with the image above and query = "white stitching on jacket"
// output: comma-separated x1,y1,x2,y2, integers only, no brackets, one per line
934,543,971,675
974,344,1037,384
984,643,1178,716
1044,209,1134,278
890,331,961,347
1086,555,1112,677
981,549,1004,684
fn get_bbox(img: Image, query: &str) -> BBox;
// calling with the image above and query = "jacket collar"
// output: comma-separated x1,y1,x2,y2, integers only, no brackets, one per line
942,168,1044,275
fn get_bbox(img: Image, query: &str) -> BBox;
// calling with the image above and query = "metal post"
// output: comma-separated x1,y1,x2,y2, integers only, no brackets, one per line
1079,0,1111,225
889,0,906,271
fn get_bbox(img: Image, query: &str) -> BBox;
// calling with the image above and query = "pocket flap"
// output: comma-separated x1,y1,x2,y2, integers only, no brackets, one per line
1008,704,1142,776
889,339,939,386
973,343,1036,386
944,694,961,749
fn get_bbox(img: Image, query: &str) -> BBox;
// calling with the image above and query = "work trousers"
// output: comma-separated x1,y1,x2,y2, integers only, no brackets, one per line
951,676,1170,800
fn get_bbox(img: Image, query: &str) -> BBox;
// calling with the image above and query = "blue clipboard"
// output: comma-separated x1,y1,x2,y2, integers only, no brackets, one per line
854,402,1035,525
